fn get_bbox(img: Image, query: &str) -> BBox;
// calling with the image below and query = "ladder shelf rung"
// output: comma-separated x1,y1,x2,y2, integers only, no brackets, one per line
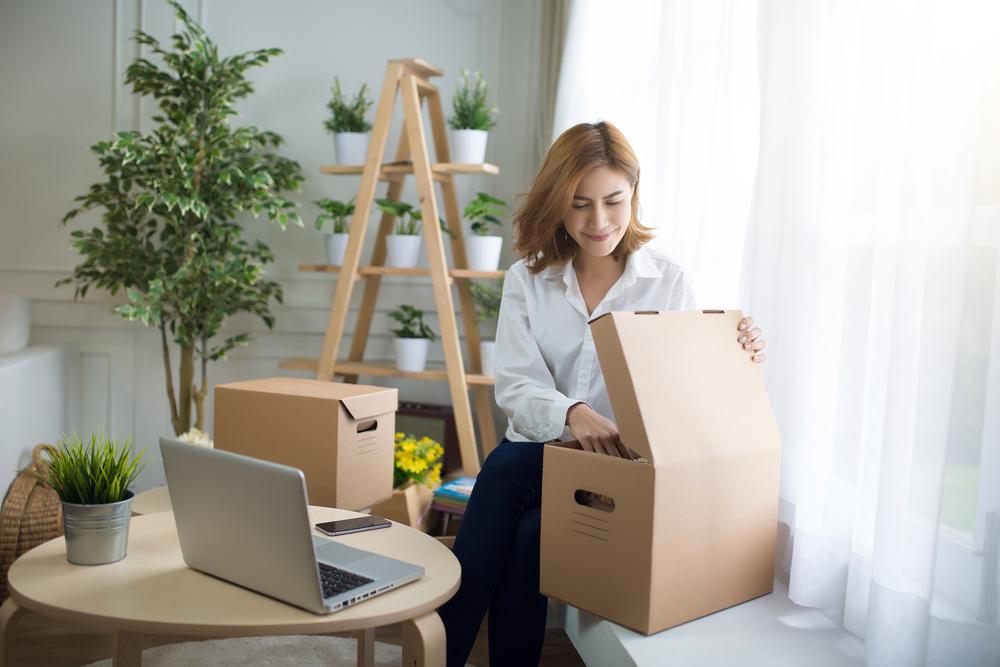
319,162,499,178
298,264,505,279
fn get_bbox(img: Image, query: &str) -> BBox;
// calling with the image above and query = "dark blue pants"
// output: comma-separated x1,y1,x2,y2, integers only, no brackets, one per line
438,439,548,667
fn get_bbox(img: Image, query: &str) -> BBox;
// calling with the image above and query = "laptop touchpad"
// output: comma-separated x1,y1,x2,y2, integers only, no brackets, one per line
314,537,368,565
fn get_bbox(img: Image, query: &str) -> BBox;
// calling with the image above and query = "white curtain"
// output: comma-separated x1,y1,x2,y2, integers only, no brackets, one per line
744,1,1000,665
554,1,1000,664
552,0,760,308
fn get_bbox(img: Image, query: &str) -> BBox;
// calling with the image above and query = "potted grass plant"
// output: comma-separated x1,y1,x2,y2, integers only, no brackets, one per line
389,304,437,372
325,78,373,165
314,197,355,265
448,69,497,164
375,198,454,268
469,280,503,376
39,433,146,565
463,192,508,271
369,432,443,532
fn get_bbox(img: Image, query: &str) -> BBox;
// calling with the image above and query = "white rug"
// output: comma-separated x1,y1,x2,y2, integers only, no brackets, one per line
84,635,403,667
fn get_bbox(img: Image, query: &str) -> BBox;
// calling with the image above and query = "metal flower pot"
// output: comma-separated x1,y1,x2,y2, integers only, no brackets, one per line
61,490,134,565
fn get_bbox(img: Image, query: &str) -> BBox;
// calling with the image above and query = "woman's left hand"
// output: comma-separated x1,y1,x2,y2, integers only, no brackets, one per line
738,316,767,363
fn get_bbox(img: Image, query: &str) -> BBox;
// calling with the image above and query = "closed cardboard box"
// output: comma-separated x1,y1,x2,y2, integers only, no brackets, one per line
540,310,781,635
214,377,398,510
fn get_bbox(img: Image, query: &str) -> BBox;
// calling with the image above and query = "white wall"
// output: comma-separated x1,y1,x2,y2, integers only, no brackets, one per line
0,0,544,490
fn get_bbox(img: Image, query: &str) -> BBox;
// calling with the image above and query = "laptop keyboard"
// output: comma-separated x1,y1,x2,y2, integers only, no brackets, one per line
319,563,374,598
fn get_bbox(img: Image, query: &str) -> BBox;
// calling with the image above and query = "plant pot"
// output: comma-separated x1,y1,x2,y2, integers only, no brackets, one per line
386,234,422,268
466,235,503,272
450,129,488,164
394,337,430,372
480,339,496,376
324,232,350,265
369,480,435,532
334,131,369,166
61,490,134,565
0,293,30,354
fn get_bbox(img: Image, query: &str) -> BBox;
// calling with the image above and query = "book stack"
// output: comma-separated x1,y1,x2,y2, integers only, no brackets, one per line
431,476,475,517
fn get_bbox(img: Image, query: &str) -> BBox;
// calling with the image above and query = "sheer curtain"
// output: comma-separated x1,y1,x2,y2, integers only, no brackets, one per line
744,1,1000,665
552,0,759,307
553,0,1000,664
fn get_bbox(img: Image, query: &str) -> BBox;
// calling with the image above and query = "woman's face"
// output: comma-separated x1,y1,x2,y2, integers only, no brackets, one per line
562,166,633,259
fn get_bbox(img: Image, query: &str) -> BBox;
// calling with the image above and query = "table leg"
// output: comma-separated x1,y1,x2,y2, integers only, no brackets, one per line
402,612,445,667
112,630,142,666
356,627,375,667
0,598,25,667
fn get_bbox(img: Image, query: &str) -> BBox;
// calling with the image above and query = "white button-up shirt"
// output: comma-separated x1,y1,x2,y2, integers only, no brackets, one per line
494,243,698,443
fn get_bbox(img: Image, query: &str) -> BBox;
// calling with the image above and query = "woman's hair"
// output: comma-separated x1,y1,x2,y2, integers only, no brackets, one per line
512,120,654,273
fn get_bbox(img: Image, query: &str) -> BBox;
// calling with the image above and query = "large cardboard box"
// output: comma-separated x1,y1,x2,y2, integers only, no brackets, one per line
540,310,781,635
214,377,398,510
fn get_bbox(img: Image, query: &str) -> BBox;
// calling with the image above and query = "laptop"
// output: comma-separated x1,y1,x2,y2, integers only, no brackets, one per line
159,437,424,614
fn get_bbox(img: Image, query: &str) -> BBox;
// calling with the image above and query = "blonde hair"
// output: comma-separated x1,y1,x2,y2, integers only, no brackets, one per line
512,121,653,274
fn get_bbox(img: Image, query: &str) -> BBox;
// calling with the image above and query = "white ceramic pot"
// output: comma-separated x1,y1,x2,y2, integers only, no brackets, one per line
465,235,503,272
394,337,430,372
324,233,350,265
450,129,488,164
480,340,496,376
334,132,369,166
0,293,30,354
386,234,422,268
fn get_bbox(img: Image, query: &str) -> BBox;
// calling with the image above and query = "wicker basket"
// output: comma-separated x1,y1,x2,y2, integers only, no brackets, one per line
0,444,64,603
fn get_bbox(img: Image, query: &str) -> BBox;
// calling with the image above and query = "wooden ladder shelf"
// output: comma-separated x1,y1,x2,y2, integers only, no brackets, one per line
280,58,501,475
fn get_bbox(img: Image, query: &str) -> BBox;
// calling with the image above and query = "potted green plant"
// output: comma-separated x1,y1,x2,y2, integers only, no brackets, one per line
469,280,503,376
325,78,373,165
389,304,438,372
463,192,509,271
314,197,355,265
448,68,498,164
375,198,454,268
58,1,303,437
39,433,146,565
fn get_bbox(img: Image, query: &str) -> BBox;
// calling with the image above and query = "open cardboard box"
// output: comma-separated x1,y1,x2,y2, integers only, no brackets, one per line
539,310,781,635
214,377,398,510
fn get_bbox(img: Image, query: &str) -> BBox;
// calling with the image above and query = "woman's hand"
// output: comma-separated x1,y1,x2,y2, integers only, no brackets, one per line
738,316,767,363
566,402,631,457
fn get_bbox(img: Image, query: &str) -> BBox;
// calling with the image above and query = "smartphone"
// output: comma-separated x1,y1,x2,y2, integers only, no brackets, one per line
315,515,391,537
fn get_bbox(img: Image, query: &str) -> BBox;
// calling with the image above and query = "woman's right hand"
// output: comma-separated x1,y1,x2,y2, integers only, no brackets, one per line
566,402,630,457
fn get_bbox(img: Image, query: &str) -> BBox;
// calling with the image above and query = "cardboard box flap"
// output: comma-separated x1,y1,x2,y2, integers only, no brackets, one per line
218,376,394,401
590,310,780,465
340,390,398,421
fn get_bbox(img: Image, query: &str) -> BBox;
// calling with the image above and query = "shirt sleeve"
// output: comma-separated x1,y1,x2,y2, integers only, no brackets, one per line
493,265,581,443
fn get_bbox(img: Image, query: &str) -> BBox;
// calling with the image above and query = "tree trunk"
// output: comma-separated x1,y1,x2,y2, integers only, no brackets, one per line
194,338,209,431
174,344,195,436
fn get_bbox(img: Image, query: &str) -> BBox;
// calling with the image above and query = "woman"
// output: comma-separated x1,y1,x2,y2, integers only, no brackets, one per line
437,121,766,666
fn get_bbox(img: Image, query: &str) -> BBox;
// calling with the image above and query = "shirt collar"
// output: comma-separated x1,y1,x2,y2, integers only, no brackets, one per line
539,244,662,282
540,245,664,320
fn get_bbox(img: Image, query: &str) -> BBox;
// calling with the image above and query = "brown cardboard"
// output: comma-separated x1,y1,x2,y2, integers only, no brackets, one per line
539,310,781,635
214,377,398,510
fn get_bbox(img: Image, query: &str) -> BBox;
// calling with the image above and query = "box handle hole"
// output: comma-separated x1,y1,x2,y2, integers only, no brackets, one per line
574,489,615,513
357,419,377,433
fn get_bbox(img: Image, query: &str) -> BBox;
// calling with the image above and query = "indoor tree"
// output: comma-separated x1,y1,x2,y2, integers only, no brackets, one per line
58,0,303,436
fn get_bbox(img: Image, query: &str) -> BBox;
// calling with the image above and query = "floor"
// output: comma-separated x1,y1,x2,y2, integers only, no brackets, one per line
8,608,587,666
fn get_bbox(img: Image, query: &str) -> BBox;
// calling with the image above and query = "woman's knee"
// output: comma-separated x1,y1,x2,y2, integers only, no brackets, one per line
479,441,544,488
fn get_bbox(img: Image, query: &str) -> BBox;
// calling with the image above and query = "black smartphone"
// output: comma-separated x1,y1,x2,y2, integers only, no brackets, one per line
315,515,391,537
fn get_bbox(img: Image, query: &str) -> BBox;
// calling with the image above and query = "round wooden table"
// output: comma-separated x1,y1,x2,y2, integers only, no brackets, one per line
0,506,460,666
